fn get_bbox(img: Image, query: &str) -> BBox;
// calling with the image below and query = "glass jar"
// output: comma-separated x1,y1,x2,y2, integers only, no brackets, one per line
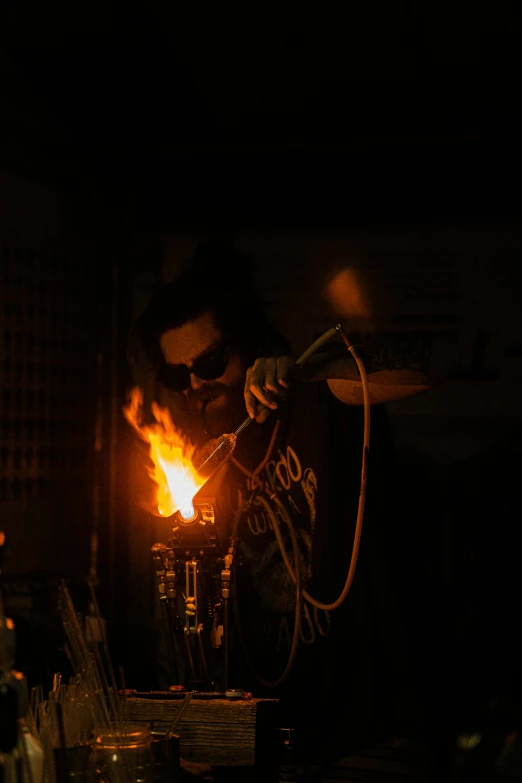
87,724,154,783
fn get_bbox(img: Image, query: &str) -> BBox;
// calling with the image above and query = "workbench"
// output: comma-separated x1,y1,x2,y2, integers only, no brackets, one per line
126,692,282,780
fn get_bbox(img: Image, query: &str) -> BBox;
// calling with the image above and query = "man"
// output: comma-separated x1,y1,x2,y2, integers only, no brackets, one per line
128,240,460,781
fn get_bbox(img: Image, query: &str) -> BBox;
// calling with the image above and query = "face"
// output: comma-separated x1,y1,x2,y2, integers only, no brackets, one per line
159,311,247,440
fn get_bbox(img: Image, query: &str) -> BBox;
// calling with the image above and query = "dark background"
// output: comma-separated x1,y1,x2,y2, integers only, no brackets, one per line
1,1,522,769
2,2,521,231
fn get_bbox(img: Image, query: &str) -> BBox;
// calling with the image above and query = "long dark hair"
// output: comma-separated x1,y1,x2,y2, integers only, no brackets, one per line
128,240,290,381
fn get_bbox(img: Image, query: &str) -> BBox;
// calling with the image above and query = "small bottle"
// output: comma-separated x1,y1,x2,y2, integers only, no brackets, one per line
195,433,237,480
87,724,155,783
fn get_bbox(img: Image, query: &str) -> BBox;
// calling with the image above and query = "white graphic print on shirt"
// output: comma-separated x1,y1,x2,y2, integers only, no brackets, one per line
236,439,331,655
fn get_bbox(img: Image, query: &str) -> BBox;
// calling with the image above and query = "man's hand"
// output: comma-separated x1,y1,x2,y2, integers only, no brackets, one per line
245,356,300,422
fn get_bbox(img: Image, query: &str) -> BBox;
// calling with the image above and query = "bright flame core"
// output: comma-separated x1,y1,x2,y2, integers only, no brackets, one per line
123,387,205,518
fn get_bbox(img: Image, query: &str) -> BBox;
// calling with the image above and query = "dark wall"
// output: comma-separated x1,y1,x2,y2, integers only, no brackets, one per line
1,6,521,728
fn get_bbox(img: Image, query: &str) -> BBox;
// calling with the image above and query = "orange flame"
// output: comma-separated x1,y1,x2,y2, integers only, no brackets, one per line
123,387,205,518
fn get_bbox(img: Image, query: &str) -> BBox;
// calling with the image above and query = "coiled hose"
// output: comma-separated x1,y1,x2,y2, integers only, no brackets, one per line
232,324,371,687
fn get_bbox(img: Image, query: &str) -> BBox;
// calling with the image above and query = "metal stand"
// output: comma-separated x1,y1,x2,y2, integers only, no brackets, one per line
151,502,237,693
151,543,180,685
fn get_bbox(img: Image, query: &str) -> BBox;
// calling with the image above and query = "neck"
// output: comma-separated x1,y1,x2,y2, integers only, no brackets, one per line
233,414,280,473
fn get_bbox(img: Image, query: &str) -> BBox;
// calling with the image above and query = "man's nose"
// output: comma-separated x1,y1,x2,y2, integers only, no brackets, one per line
189,373,207,391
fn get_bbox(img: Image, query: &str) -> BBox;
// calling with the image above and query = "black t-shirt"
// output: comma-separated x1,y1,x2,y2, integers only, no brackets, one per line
209,382,421,760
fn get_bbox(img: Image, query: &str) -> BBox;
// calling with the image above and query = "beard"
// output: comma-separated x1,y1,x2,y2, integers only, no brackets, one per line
186,380,247,440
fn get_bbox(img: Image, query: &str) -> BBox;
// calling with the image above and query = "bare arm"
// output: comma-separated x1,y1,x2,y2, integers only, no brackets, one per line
303,331,461,405
245,330,462,417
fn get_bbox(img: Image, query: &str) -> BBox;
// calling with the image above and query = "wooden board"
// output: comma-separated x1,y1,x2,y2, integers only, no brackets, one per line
126,695,280,767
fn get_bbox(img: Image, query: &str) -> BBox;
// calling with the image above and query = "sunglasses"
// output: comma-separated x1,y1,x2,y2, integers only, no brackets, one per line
157,343,231,391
